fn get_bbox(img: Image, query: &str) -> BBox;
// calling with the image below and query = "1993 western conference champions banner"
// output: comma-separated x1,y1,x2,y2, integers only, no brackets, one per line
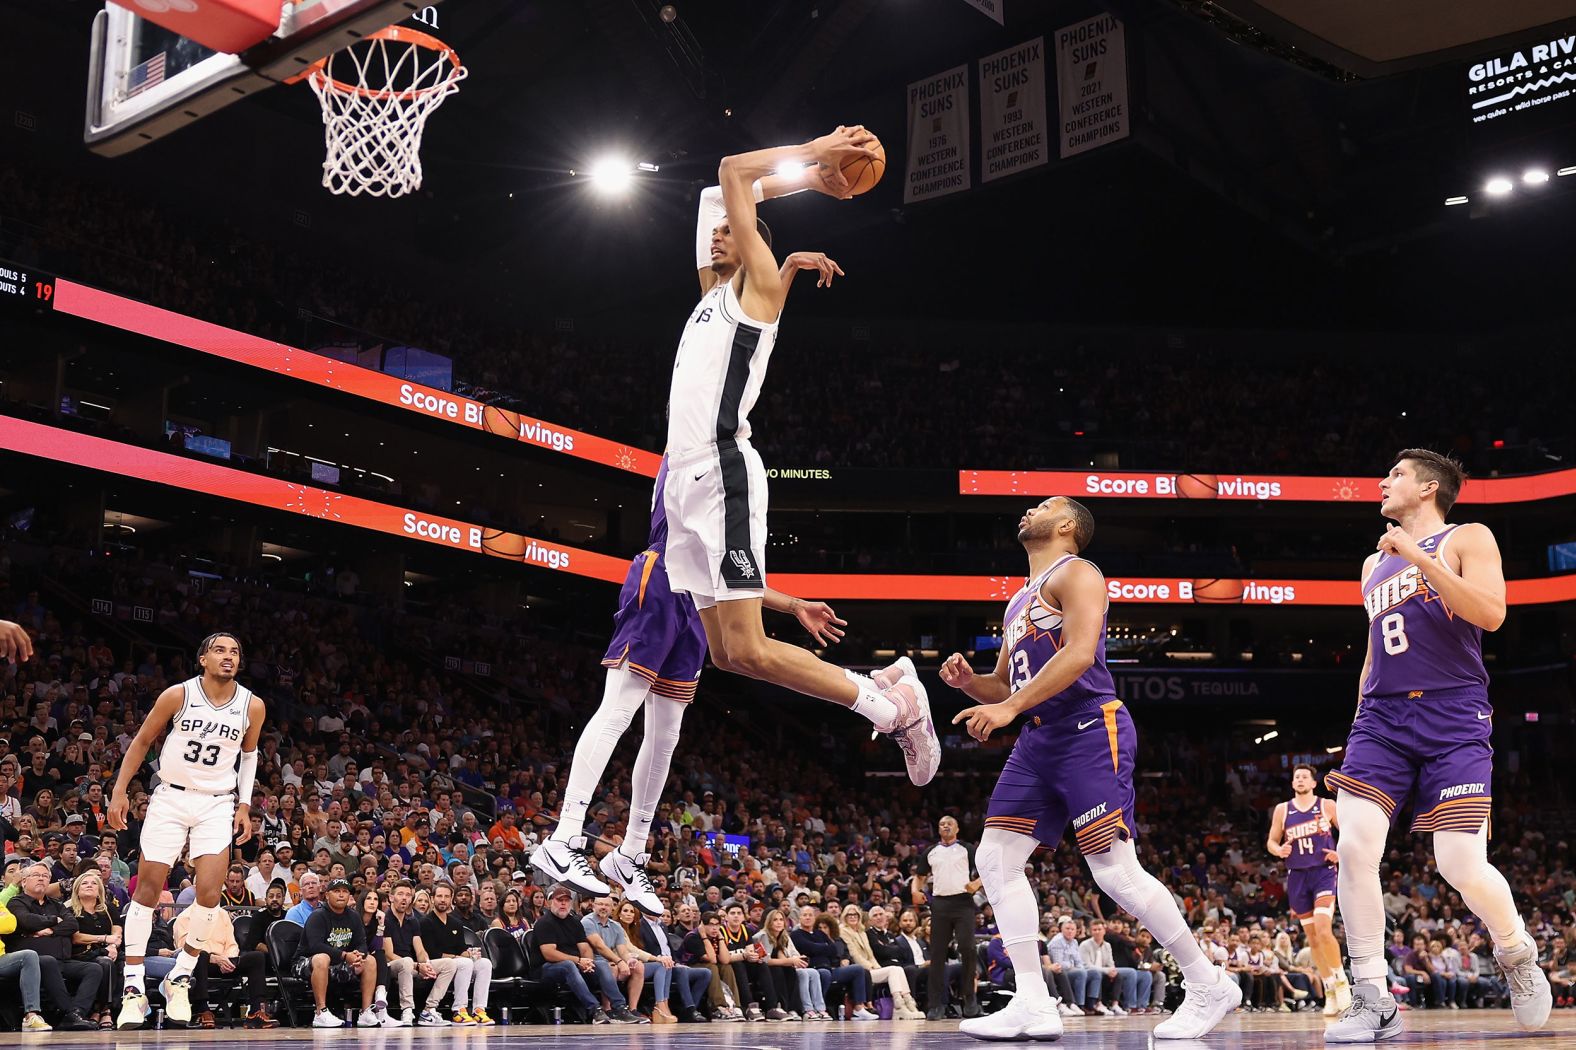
905,64,971,203
979,37,1049,183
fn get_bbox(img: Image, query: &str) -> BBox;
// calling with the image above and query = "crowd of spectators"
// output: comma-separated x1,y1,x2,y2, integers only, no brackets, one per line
0,532,1572,1030
4,159,1574,478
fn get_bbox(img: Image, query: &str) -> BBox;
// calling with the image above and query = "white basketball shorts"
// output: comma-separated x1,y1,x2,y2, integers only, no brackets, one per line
141,783,236,865
662,438,768,609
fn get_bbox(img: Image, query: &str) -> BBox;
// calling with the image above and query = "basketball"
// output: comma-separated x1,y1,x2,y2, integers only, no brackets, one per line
479,528,526,560
839,138,886,196
1191,578,1246,603
1176,473,1220,499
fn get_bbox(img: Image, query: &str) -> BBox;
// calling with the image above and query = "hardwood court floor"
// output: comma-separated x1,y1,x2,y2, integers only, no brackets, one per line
29,1011,1576,1049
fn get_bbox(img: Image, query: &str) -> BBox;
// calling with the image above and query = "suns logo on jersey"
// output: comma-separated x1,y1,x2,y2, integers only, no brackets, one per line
1363,564,1445,623
1003,597,1062,652
1284,815,1332,841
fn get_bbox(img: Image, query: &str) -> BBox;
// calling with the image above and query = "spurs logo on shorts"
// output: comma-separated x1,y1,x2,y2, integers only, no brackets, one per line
728,549,757,579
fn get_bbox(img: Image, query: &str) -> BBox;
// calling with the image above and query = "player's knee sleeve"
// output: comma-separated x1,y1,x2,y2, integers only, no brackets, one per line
645,694,686,752
1432,825,1488,887
183,903,220,951
1334,792,1387,871
977,828,1035,901
124,900,155,954
1085,837,1148,915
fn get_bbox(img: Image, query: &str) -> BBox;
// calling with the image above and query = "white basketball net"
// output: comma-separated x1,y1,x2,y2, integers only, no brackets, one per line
307,27,467,198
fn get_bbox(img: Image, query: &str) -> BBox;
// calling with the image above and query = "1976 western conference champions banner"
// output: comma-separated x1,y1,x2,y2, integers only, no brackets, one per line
905,64,971,203
1055,14,1130,158
979,37,1049,183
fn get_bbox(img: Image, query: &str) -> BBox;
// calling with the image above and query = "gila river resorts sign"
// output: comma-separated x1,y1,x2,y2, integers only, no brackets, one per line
905,64,972,203
979,37,1050,183
1467,32,1576,125
1054,14,1130,158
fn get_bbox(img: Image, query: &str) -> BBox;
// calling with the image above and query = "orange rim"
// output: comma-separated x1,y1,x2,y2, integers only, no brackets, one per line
299,25,463,100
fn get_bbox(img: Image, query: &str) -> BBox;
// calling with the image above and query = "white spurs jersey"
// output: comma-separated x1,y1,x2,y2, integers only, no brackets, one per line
666,276,780,452
156,676,254,793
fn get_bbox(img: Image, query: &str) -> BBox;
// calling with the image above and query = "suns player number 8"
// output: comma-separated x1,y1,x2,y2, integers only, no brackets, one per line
1380,612,1409,655
183,740,222,766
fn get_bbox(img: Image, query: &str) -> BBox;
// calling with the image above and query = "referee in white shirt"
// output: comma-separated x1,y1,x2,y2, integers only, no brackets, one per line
913,815,981,1019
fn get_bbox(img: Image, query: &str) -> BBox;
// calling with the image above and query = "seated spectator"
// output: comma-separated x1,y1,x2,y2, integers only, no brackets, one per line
790,907,873,1020
618,899,701,1023
1081,918,1139,1015
171,897,275,1028
382,879,461,1027
2,863,97,1029
221,865,255,909
354,888,393,1024
1048,916,1100,1014
420,883,495,1025
285,872,323,926
840,904,923,1018
756,907,826,1020
581,894,646,1023
65,869,119,1029
530,884,631,1024
492,887,531,944
0,861,52,1031
677,909,743,1019
293,878,377,1028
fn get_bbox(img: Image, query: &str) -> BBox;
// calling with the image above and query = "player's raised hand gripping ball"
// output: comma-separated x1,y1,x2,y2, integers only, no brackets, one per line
810,125,884,197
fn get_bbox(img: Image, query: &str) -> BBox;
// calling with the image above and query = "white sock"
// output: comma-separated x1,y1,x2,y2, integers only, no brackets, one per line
977,829,1052,1006
622,695,686,861
1085,837,1217,985
846,670,898,729
123,961,145,994
172,947,200,979
554,666,650,842
376,986,387,1007
1333,792,1391,998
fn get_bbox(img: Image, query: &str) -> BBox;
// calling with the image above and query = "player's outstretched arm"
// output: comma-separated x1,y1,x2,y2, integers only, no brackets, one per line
763,587,847,646
779,251,845,295
232,694,268,844
107,684,185,830
719,127,876,318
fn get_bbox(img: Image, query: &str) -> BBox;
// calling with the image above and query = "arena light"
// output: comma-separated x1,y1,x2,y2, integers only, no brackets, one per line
1559,166,1576,177
1522,168,1551,185
1444,195,1469,206
587,156,634,195
1484,176,1514,197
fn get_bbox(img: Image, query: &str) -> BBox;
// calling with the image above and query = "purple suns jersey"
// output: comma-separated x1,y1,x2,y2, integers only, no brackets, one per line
1282,797,1335,871
1001,554,1116,710
1361,524,1488,702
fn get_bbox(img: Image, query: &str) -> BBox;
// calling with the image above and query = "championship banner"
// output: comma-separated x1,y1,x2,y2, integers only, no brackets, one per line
50,278,662,478
979,37,1049,183
958,0,1003,26
1054,14,1129,158
960,468,1576,505
905,64,971,203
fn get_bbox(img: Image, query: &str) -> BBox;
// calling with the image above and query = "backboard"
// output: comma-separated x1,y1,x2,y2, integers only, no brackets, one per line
85,0,444,156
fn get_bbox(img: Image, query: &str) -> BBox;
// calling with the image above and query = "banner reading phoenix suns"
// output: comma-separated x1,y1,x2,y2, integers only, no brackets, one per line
961,468,1576,505
50,279,662,478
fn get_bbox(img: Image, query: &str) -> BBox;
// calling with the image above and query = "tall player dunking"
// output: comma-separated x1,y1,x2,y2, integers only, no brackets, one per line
108,632,266,1029
944,497,1241,1041
659,124,941,784
1324,450,1551,1042
1267,763,1349,1016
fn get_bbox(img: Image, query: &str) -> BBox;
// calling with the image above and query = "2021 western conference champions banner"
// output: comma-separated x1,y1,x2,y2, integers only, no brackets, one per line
979,37,1049,183
905,64,971,203
1055,14,1130,158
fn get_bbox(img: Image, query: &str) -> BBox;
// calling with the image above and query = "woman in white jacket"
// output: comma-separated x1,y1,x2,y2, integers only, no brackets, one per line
840,905,925,1019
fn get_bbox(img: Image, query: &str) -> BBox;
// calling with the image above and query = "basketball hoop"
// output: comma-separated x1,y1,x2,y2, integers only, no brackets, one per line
304,25,466,198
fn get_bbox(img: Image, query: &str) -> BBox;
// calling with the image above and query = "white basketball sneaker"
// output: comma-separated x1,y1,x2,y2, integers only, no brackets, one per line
600,849,664,916
959,994,1064,1041
872,656,916,690
529,835,610,896
1495,936,1553,1032
1322,984,1402,1043
883,676,941,786
1153,969,1241,1039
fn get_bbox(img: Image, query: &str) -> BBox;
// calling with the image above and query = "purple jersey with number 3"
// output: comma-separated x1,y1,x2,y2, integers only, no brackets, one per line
1361,524,1488,701
1002,554,1116,711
